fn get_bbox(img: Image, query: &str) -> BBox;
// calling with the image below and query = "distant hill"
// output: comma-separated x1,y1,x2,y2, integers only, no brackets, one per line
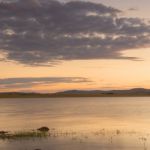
1,88,150,98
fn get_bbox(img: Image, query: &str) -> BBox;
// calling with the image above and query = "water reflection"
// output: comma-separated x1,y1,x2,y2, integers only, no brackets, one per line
0,97,150,149
0,128,149,150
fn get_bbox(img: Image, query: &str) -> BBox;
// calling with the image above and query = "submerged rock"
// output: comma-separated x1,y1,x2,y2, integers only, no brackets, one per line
37,127,49,132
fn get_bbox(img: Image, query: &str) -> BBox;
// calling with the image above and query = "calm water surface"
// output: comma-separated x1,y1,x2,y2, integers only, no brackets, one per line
0,97,150,150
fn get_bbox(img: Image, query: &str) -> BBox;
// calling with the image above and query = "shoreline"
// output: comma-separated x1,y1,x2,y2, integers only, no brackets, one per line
1,95,150,98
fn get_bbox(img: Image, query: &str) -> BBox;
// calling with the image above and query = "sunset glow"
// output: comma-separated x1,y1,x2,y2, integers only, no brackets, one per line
0,0,150,92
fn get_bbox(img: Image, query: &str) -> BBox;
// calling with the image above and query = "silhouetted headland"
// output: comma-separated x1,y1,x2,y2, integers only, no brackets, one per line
1,88,150,98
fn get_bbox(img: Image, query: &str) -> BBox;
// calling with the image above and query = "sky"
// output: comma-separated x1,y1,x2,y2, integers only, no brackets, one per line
0,0,150,93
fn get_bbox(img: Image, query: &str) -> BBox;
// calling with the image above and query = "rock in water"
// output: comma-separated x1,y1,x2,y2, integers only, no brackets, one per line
37,127,49,132
0,131,8,135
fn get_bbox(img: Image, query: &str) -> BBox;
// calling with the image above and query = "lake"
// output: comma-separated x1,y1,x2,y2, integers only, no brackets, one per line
0,97,150,150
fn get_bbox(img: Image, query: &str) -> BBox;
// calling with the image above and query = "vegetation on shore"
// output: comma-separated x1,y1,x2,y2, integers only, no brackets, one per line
0,126,77,140
0,127,50,140
0,131,48,140
0,127,79,141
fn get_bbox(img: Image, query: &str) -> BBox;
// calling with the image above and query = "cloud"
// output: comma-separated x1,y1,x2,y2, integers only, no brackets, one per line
0,0,150,66
0,77,91,89
128,8,138,11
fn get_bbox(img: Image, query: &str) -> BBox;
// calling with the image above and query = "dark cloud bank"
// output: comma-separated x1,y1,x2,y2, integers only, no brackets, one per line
0,0,150,65
0,77,90,89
